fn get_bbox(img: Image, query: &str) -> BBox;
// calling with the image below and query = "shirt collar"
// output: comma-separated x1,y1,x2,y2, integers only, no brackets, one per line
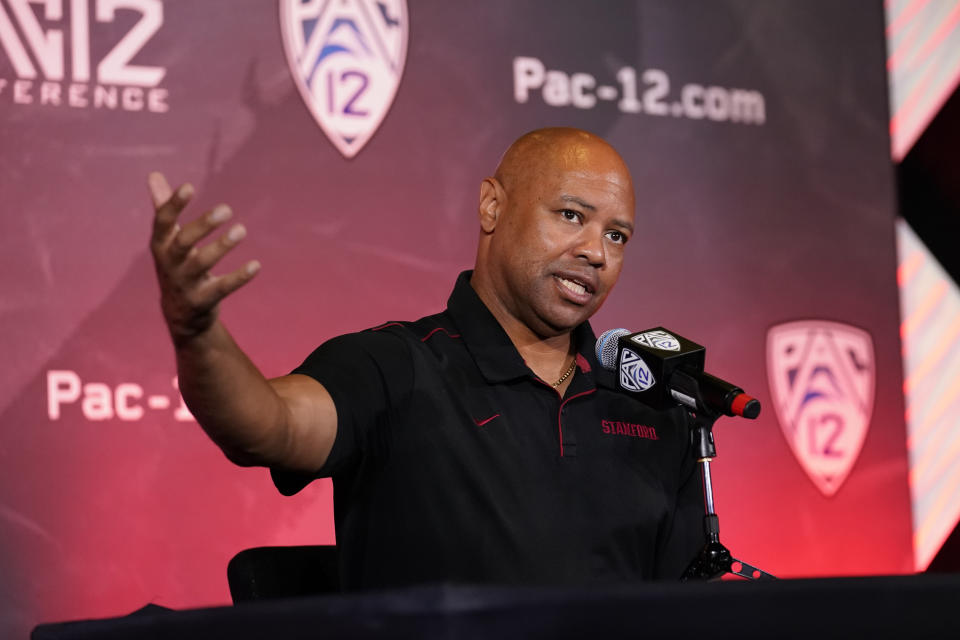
446,271,607,387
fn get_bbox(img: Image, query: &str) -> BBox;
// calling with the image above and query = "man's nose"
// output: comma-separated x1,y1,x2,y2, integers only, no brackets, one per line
575,228,605,266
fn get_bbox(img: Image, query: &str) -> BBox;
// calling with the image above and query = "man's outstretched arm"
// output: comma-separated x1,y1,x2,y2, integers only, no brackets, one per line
148,172,336,473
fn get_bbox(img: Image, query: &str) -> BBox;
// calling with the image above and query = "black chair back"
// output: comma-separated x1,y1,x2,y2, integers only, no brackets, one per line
227,545,340,602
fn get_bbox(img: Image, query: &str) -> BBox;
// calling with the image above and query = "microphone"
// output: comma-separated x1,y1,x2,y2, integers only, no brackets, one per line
595,327,760,419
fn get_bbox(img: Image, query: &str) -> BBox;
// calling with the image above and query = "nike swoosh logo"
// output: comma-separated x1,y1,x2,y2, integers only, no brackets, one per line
474,414,501,427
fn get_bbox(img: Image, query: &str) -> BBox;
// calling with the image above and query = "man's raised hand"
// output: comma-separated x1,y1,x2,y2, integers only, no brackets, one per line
148,172,260,345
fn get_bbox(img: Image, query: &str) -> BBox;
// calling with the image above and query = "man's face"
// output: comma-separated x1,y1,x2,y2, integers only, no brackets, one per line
488,147,635,338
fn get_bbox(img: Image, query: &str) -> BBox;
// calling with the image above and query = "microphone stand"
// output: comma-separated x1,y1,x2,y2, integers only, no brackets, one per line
681,411,776,581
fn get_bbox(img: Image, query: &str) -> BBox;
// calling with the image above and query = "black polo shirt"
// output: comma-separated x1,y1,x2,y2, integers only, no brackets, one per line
273,271,705,589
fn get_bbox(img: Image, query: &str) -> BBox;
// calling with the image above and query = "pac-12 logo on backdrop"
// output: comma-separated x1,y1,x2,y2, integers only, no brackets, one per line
766,320,875,497
279,0,408,159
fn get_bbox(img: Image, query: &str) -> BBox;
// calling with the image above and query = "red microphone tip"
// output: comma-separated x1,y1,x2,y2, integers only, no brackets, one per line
731,393,761,419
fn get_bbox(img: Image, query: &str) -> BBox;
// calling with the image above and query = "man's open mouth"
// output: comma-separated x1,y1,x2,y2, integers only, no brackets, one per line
555,275,594,296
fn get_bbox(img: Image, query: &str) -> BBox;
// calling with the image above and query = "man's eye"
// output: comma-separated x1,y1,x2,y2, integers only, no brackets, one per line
560,209,581,222
607,230,628,245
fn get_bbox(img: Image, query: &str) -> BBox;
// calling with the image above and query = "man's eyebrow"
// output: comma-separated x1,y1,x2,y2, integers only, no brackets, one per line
560,195,596,211
560,194,634,233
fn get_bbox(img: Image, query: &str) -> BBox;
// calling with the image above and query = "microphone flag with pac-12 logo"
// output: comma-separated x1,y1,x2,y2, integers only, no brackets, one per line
597,327,706,410
597,327,761,419
766,320,875,497
630,329,681,352
619,348,656,392
279,0,409,159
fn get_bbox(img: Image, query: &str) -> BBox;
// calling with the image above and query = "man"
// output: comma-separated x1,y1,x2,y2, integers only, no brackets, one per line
148,127,704,589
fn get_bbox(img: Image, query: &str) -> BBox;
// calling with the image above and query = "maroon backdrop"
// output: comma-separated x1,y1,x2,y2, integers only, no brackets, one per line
0,1,910,637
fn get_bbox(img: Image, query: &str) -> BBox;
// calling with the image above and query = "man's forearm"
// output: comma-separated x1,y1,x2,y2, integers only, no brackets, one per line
174,321,289,467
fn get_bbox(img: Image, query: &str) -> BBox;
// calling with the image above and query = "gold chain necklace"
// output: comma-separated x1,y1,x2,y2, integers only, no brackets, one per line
552,358,577,388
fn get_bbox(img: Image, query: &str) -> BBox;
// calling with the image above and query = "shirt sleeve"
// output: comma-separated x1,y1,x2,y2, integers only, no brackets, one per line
653,408,708,580
271,327,414,496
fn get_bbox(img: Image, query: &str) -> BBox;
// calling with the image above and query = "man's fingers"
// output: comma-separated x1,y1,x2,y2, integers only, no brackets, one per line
181,222,245,277
198,260,262,307
150,173,194,247
170,205,234,261
147,171,173,209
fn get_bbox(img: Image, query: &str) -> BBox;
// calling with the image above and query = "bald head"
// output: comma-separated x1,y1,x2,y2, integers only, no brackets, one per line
471,127,636,340
493,127,635,202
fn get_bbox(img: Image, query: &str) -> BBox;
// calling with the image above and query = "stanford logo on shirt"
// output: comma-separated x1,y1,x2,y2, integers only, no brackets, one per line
601,420,658,440
766,320,875,497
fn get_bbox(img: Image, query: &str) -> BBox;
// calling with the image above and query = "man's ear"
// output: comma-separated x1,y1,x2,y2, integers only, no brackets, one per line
478,177,504,233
